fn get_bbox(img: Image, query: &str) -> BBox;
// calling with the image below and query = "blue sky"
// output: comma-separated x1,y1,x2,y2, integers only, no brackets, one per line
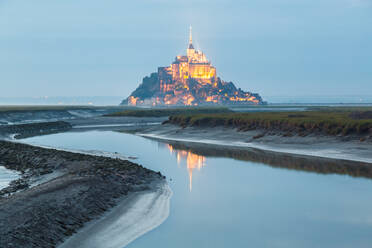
0,0,371,101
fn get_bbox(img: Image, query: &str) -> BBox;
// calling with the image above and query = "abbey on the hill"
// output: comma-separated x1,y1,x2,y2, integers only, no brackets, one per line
160,26,217,88
122,27,264,106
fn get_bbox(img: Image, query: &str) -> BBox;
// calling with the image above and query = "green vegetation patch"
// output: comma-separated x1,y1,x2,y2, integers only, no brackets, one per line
105,107,233,117
168,111,372,136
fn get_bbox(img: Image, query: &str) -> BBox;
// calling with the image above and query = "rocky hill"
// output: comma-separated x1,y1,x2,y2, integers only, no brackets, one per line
121,73,265,106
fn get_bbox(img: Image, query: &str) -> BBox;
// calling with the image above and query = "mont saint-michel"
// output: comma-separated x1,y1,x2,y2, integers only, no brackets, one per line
122,28,264,106
2,1,372,247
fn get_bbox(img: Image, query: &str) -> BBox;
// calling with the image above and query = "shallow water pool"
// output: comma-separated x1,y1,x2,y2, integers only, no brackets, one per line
23,131,372,248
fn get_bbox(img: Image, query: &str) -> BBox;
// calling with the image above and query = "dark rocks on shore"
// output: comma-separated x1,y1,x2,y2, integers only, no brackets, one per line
0,121,72,139
0,178,29,196
0,140,163,248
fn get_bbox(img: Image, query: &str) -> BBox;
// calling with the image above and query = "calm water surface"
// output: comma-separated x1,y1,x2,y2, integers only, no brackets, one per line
23,131,372,248
0,167,19,190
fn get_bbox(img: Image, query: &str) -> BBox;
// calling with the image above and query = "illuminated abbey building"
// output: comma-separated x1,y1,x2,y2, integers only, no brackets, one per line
122,27,264,106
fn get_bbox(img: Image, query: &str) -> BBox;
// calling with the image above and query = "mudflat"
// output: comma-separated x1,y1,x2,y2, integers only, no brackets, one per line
139,124,372,164
0,140,166,248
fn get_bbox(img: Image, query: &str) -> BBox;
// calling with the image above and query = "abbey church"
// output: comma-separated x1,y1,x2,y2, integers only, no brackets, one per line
123,27,264,106
162,27,217,87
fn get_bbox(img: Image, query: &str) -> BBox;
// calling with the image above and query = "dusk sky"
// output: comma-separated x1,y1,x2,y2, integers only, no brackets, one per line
1,0,371,101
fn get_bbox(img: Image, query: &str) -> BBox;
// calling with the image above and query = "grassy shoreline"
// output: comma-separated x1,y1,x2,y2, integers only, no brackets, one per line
166,111,372,137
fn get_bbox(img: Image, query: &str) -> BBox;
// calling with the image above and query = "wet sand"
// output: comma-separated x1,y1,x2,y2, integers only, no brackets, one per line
0,140,170,248
59,180,171,248
139,124,372,164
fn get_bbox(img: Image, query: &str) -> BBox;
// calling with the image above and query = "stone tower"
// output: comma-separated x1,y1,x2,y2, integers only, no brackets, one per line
187,26,195,59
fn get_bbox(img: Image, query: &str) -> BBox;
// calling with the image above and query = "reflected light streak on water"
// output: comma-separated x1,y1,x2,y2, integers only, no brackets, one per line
165,144,206,192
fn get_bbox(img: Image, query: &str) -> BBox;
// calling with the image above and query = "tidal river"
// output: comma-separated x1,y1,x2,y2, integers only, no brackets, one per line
23,131,372,248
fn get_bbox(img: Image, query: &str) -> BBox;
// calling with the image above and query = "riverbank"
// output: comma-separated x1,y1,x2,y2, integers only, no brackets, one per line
146,134,372,180
0,117,167,140
138,124,372,164
0,140,169,248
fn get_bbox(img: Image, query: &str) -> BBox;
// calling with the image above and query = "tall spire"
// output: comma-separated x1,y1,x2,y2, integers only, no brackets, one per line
189,26,192,45
188,26,194,49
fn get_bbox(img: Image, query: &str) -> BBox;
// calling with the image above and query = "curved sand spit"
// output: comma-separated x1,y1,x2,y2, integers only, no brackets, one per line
59,181,172,248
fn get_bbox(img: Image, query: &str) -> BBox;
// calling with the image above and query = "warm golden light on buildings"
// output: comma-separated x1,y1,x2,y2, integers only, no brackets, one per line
123,27,264,106
157,26,217,105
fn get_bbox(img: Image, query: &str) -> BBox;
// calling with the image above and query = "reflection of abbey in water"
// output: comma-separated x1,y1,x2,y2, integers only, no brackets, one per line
164,140,372,181
167,144,206,191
